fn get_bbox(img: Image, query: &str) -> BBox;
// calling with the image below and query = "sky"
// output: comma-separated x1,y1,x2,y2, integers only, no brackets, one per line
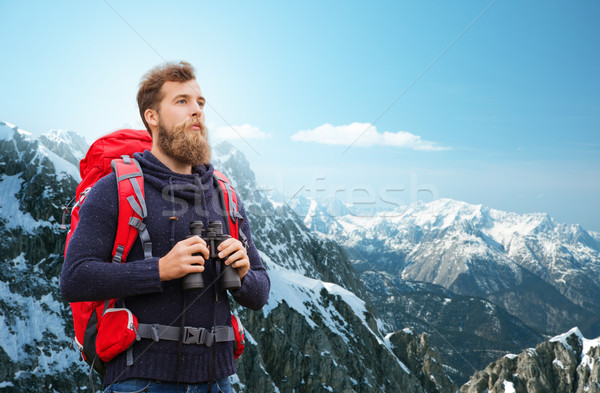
1,1,599,231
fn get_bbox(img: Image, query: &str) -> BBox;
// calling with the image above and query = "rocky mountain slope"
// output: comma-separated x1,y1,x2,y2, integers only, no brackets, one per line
0,122,455,392
461,327,600,393
359,271,543,384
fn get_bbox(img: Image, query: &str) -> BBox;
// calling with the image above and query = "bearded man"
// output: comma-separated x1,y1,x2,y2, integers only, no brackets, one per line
61,61,270,393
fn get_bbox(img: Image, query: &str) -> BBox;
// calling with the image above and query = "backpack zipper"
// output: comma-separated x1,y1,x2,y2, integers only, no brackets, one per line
103,308,135,331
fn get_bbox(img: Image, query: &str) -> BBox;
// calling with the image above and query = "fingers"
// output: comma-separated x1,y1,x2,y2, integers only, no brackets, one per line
185,235,209,259
190,241,210,260
170,242,206,278
230,255,249,272
223,249,247,265
217,239,250,281
229,253,250,281
158,237,207,281
216,237,237,251
182,235,207,246
159,237,251,282
183,261,205,273
217,238,244,261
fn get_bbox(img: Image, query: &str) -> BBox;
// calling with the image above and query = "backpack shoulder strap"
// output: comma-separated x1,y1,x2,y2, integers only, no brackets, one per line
213,170,246,246
111,155,152,263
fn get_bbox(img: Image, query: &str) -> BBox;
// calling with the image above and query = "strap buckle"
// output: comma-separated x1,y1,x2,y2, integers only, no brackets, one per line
183,326,206,345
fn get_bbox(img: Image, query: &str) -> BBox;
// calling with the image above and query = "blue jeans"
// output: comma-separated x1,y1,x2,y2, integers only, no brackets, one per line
103,377,233,393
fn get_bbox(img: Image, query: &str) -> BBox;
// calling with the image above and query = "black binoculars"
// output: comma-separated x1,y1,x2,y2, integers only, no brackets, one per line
182,221,242,291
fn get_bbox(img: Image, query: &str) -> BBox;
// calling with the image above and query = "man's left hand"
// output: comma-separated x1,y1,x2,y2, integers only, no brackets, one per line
217,238,250,281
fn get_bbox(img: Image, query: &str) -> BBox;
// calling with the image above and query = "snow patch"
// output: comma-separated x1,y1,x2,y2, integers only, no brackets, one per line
0,174,51,232
503,380,516,393
553,359,565,369
34,142,81,181
0,121,18,140
0,268,80,373
581,335,600,368
550,327,584,351
550,327,600,371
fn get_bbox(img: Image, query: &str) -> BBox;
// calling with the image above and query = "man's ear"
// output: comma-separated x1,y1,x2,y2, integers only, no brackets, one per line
145,108,159,129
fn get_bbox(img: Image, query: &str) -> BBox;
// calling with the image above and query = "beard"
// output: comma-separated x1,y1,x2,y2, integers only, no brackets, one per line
156,117,211,167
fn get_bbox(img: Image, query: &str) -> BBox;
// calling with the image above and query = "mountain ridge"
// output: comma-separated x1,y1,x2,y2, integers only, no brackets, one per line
293,193,600,337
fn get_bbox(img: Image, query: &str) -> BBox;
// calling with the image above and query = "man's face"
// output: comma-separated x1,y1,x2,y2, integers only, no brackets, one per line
154,80,210,166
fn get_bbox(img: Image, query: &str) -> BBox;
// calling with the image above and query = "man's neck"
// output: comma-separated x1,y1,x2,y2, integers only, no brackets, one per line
151,145,193,175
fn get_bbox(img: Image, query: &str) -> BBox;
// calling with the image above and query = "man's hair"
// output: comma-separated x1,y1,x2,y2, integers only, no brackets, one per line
137,61,196,135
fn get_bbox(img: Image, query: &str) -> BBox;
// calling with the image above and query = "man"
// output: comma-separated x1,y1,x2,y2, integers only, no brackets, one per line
61,61,270,392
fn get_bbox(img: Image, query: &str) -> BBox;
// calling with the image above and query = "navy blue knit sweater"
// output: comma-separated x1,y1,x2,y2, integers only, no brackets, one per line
60,150,270,386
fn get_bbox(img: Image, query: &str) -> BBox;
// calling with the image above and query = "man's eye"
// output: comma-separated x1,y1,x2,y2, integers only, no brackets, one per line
197,101,205,108
177,99,186,104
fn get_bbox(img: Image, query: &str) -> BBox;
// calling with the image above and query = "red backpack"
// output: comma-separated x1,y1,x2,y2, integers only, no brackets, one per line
63,129,246,375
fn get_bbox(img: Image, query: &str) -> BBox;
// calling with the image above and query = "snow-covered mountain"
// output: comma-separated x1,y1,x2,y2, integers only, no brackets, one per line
3,121,598,392
0,121,85,391
0,123,455,392
293,196,600,337
287,194,349,236
38,129,88,167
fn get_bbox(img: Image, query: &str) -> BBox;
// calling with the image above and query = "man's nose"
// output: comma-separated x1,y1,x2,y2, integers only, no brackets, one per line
190,102,203,117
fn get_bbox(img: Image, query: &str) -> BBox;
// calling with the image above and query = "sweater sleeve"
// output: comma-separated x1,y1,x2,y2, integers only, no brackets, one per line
229,197,271,310
60,173,163,302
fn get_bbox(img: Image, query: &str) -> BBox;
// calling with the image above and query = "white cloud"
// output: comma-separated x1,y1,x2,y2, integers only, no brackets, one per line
291,122,450,151
212,124,269,140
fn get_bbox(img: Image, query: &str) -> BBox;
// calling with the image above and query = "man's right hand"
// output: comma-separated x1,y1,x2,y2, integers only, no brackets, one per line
158,236,209,281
